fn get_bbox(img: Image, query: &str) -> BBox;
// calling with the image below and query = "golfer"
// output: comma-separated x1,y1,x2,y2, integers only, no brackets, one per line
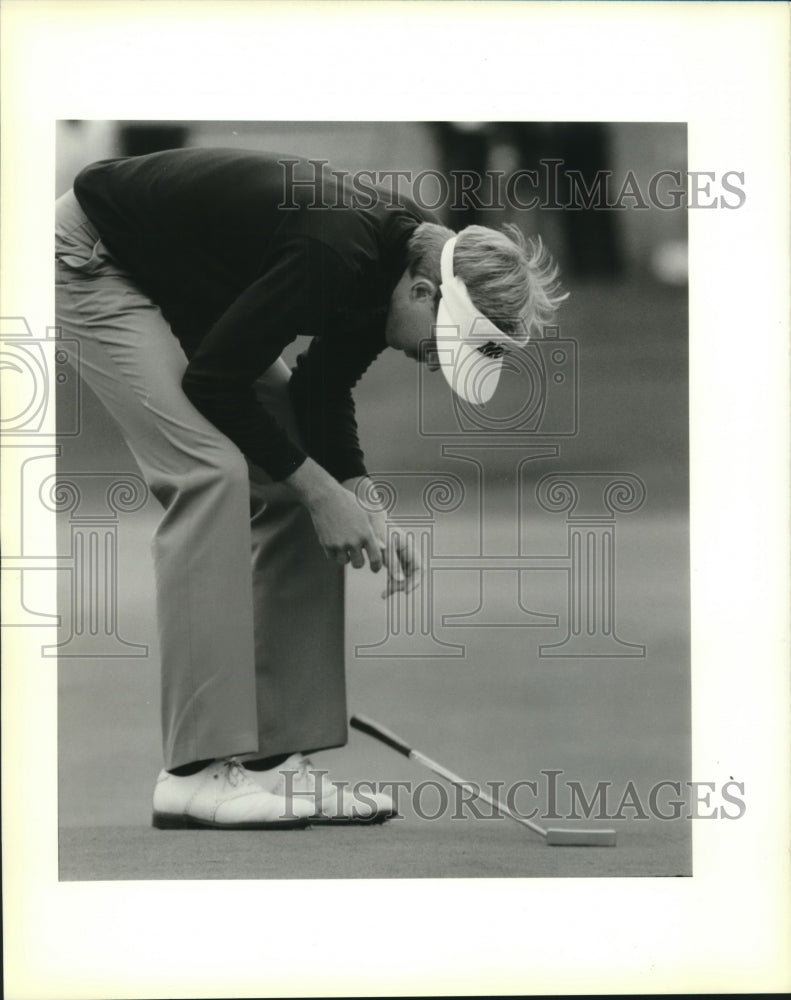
54,146,565,829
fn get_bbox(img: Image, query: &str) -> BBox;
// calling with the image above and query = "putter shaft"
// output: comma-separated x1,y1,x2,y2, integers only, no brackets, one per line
350,713,617,847
351,714,547,839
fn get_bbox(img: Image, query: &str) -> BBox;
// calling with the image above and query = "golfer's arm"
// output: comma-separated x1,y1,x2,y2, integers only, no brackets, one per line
284,465,379,510
339,474,384,508
182,239,346,482
288,329,384,484
284,457,342,510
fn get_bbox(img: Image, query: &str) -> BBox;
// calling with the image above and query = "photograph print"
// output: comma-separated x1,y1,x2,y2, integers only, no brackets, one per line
49,119,696,880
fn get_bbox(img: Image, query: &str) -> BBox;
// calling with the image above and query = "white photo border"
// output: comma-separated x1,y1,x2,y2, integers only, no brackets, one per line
2,1,789,997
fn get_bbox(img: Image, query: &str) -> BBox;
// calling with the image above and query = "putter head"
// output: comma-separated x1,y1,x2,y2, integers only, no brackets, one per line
545,828,617,847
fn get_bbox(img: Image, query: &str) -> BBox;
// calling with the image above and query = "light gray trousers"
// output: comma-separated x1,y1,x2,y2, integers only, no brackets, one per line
55,190,347,770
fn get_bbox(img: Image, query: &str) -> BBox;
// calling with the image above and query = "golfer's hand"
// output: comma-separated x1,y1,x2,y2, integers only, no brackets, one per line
363,508,422,599
309,486,385,570
286,460,384,571
383,528,422,599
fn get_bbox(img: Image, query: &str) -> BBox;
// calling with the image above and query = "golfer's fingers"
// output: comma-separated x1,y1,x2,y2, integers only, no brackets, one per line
398,531,420,572
331,545,364,568
348,545,366,570
400,567,419,594
388,532,406,584
362,534,384,573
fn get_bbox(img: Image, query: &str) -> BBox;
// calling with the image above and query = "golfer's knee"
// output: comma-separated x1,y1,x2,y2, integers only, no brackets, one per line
148,443,248,509
198,444,249,493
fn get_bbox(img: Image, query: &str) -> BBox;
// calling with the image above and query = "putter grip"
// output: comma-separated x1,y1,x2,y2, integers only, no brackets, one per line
350,714,413,758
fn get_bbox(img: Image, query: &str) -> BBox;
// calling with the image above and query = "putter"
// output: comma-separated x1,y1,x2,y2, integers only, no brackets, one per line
350,713,616,847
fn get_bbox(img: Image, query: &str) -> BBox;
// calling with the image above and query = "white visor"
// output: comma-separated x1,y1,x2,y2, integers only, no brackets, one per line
435,236,523,405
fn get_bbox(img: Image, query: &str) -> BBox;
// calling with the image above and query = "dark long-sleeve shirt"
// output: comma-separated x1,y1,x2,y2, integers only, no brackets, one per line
73,146,434,481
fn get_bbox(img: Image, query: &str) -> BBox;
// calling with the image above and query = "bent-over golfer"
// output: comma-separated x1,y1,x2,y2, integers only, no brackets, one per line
54,146,565,829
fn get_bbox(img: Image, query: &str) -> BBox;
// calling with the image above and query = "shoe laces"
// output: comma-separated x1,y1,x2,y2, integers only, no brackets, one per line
275,755,320,798
220,757,250,789
296,755,313,777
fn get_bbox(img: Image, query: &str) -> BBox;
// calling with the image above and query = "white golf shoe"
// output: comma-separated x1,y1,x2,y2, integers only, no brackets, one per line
152,757,314,830
245,753,397,824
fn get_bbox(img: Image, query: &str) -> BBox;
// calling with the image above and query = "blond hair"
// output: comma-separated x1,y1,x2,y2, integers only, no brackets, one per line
406,221,568,339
